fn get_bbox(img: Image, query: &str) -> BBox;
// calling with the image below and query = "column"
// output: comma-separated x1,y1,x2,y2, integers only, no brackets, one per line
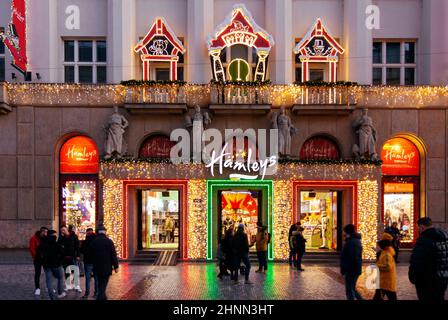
107,0,137,83
343,0,372,85
421,0,448,85
265,0,293,84
187,0,214,84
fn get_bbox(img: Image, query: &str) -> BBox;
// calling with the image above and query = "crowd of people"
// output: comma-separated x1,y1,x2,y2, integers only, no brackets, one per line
29,224,119,300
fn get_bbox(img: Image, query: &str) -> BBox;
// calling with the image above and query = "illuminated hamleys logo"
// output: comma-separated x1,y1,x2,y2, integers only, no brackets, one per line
384,146,416,164
65,145,97,162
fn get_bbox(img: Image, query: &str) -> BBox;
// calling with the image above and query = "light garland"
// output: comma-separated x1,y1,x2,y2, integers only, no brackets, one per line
357,180,379,260
273,180,293,260
102,179,124,257
3,83,448,108
187,179,207,259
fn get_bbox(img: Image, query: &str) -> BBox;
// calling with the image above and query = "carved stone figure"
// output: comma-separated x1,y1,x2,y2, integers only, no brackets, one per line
185,105,212,162
352,108,379,161
104,106,129,159
271,106,298,157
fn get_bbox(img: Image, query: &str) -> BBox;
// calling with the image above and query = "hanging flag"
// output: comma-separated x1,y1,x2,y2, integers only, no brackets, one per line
0,0,28,74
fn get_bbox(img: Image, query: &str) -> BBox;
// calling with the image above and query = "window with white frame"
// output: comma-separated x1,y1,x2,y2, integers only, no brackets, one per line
372,40,416,85
0,34,5,82
63,40,107,83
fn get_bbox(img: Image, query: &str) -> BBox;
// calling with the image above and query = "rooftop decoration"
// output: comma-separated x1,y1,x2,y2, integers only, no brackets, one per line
207,4,274,82
294,18,344,82
134,17,186,81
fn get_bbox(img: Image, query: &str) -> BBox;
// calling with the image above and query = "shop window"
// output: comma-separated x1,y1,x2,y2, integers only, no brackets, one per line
59,136,99,240
300,136,341,160
139,134,175,159
381,137,421,246
63,39,107,83
372,40,416,85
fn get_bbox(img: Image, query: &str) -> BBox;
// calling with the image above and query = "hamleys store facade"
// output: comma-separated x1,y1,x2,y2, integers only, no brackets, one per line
0,1,447,263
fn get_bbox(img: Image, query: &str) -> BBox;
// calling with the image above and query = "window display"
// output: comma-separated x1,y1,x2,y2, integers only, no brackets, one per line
141,190,179,249
220,191,259,246
61,180,96,240
300,191,337,250
383,183,415,243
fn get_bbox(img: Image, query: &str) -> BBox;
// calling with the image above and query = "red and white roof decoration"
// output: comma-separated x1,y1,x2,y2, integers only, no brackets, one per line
134,17,185,57
207,4,274,53
294,18,344,60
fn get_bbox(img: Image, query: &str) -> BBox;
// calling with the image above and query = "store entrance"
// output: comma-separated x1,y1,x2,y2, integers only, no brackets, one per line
218,190,262,251
137,189,180,250
299,191,342,251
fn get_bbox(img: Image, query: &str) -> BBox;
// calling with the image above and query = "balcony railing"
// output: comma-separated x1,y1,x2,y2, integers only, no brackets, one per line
210,85,271,104
292,86,357,105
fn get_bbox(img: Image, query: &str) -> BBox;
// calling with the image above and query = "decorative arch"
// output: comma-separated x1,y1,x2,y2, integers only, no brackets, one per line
294,18,344,82
380,133,427,246
139,133,175,159
300,134,341,160
207,4,274,81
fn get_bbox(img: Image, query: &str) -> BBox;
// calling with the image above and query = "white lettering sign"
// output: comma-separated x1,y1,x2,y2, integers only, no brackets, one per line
65,5,80,30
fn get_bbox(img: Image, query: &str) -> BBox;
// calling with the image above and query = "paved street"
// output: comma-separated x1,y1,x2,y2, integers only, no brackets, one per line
1,262,439,300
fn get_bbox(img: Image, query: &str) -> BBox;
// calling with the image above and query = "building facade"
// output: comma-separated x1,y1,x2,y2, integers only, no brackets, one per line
0,0,447,262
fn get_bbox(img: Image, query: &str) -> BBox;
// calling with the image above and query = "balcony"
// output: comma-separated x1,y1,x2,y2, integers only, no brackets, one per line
2,83,448,111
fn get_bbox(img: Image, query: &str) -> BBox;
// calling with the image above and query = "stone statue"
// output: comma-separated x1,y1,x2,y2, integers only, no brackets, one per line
185,105,212,162
271,106,298,157
352,108,379,161
104,106,129,159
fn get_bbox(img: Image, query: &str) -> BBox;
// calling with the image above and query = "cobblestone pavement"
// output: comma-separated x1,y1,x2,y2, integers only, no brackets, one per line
0,262,443,300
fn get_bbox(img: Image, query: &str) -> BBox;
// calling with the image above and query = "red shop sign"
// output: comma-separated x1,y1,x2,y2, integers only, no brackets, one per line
1,0,28,73
381,138,419,176
300,137,340,160
60,136,99,174
139,135,175,159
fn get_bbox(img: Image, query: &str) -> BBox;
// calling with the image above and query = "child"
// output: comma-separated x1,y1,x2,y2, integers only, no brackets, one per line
373,233,397,300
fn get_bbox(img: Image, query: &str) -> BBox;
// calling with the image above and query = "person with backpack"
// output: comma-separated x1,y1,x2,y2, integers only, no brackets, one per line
255,222,268,274
373,233,397,300
288,222,300,267
409,217,448,301
231,224,253,284
292,226,306,271
37,230,66,300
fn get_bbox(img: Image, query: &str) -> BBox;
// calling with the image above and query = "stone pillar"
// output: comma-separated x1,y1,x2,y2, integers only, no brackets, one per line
187,0,214,84
421,0,448,85
265,0,292,84
343,0,372,84
107,0,137,83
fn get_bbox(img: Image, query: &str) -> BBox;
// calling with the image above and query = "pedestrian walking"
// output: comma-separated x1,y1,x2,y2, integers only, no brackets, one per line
373,233,397,300
409,217,448,301
231,224,253,284
37,230,66,300
89,224,119,300
216,236,228,280
292,226,306,271
80,228,98,298
58,225,81,292
340,224,364,300
385,222,401,262
288,222,300,266
255,222,268,274
29,226,48,295
222,227,234,279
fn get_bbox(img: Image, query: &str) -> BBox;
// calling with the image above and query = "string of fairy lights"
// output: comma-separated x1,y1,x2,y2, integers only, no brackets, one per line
357,180,379,260
3,83,448,108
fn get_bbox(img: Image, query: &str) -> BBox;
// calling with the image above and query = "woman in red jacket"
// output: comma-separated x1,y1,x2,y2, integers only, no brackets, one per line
29,227,48,295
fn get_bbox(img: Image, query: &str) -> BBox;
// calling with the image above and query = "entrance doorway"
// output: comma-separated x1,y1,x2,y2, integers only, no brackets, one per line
299,190,342,251
137,189,180,250
218,190,262,251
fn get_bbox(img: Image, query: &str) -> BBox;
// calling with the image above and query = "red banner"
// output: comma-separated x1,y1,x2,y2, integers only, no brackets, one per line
60,136,99,174
381,138,420,176
300,137,340,160
139,135,175,159
1,0,28,73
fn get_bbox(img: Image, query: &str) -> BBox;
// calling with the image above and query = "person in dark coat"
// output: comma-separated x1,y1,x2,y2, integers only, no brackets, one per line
57,225,81,292
340,224,364,300
288,222,300,266
88,224,119,300
80,228,98,298
385,222,401,262
292,226,307,271
222,227,234,278
409,217,448,301
37,230,66,300
29,227,48,296
231,224,252,284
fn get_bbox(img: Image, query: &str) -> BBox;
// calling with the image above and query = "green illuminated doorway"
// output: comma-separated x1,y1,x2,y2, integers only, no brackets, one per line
207,180,273,261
